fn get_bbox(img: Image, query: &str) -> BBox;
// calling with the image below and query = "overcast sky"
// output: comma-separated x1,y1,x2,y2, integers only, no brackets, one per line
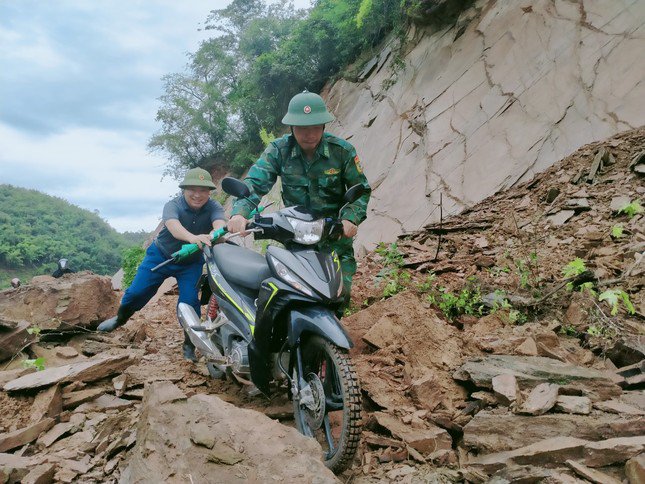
0,0,305,232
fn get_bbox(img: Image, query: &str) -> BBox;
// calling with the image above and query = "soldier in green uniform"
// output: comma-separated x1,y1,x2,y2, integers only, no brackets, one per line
227,91,371,313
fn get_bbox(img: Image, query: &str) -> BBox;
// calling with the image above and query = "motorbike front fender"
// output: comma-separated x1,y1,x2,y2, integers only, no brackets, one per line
288,307,353,349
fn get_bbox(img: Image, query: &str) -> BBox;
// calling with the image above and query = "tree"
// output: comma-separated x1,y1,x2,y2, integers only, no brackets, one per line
151,0,404,178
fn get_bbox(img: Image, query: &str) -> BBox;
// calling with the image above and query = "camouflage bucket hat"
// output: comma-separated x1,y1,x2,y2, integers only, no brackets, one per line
282,90,335,126
179,167,216,189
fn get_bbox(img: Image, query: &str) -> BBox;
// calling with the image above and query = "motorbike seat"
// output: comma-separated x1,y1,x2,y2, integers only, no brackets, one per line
211,243,272,290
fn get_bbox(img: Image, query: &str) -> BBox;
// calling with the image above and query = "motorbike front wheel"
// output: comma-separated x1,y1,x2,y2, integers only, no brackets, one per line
292,335,361,473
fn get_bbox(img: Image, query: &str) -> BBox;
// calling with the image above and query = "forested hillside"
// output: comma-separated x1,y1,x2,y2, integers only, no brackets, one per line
0,185,146,287
149,0,452,178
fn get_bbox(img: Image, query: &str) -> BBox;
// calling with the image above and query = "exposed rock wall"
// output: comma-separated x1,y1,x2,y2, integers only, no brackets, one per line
326,0,645,251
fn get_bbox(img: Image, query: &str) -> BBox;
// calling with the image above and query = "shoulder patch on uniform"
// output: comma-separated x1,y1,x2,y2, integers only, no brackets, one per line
324,168,340,175
354,155,363,174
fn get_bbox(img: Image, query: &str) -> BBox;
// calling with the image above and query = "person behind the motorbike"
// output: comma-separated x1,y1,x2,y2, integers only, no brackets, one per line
97,168,227,361
227,91,371,313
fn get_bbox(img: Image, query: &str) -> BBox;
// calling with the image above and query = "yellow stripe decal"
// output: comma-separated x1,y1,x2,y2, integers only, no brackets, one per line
332,251,341,272
212,277,255,324
265,282,279,310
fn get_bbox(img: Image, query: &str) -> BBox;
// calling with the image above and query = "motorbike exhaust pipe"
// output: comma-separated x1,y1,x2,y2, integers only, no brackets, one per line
177,303,225,362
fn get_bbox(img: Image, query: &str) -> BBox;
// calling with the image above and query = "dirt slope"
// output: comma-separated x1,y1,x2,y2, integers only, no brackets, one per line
0,128,643,483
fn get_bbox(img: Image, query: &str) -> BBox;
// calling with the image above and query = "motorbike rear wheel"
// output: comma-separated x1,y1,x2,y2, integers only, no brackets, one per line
292,335,361,473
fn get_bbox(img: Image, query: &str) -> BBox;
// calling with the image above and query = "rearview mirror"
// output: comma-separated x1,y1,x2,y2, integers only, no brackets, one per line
344,184,365,204
222,177,251,199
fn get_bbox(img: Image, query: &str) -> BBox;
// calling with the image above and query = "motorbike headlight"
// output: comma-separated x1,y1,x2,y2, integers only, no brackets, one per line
286,217,324,245
274,261,314,297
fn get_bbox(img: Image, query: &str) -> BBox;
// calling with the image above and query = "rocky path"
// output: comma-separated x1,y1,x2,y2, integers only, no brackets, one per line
0,128,643,483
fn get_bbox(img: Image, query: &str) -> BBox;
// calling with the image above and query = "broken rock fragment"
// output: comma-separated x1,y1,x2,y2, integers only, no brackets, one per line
21,463,57,484
554,395,592,415
467,436,588,474
492,373,520,405
0,418,55,452
582,436,645,467
373,412,452,455
3,353,136,392
516,383,559,416
593,399,645,416
565,459,621,484
29,384,63,423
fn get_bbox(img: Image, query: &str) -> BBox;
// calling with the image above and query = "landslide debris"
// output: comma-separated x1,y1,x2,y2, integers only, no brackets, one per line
343,127,644,482
0,276,311,483
0,128,643,483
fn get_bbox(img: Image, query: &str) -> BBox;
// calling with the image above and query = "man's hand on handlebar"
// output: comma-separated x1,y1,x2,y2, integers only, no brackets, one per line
227,215,249,236
188,233,213,248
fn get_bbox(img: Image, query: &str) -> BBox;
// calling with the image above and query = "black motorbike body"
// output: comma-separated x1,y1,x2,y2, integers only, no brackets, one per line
178,178,364,472
201,206,350,395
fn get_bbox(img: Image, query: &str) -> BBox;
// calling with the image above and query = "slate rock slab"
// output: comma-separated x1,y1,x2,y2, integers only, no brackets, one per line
454,355,621,401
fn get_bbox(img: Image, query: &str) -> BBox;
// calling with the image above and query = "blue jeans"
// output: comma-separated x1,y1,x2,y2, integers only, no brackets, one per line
121,243,203,318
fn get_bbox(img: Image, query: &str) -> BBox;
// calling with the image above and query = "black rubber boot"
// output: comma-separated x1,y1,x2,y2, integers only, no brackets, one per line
97,306,135,332
183,331,198,362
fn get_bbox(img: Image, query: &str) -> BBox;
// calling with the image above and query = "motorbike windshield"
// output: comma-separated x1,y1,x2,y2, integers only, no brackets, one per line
282,206,324,245
286,217,324,245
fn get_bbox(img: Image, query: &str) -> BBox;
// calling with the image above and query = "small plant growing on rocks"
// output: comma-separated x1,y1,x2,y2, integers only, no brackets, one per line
374,242,411,299
617,200,643,218
427,277,484,320
562,258,588,291
610,224,624,239
512,251,542,297
22,357,46,371
559,324,578,336
415,272,436,293
375,242,405,267
487,265,510,277
598,289,635,316
562,257,587,278
381,269,411,298
489,290,528,325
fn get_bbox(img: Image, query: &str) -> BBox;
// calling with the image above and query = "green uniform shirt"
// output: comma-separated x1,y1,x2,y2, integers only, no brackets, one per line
231,133,371,225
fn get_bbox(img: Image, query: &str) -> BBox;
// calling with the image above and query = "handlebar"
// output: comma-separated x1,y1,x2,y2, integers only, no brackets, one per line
151,203,271,272
326,218,345,240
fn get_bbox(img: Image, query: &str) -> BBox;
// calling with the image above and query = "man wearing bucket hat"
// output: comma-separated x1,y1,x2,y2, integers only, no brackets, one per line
98,167,226,361
227,91,371,313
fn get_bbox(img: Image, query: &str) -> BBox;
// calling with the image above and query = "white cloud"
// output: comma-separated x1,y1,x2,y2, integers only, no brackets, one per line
0,25,78,73
0,122,180,232
0,0,312,232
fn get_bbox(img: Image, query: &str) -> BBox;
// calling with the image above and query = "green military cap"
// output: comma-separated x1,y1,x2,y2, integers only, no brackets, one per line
282,90,335,126
179,167,216,189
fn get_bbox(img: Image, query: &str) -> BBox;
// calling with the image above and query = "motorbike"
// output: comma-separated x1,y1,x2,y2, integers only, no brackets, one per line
176,177,364,473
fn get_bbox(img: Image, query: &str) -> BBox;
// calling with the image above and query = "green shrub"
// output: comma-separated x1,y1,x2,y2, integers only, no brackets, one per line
122,246,146,289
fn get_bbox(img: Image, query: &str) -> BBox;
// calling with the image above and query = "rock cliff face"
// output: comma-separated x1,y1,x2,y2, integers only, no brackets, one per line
326,0,645,251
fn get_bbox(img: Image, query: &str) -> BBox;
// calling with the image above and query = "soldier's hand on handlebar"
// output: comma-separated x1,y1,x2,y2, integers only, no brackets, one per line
227,215,249,236
341,220,358,238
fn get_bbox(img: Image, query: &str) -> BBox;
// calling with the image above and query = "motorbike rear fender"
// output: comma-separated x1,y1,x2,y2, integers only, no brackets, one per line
288,307,353,350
